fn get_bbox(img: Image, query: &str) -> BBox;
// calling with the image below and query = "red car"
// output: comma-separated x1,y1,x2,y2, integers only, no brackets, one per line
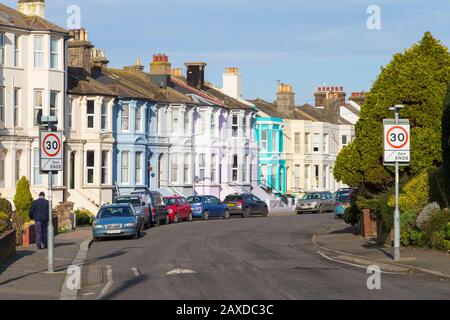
164,196,193,223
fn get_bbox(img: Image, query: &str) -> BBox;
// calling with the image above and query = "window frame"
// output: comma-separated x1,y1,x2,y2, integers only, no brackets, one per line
294,132,301,153
171,153,179,184
261,130,268,152
135,151,143,185
101,151,109,185
50,91,58,117
211,153,217,184
232,155,238,182
86,100,95,129
14,34,20,67
13,88,20,127
34,35,44,68
121,104,130,132
135,105,142,132
0,87,4,126
34,89,43,127
232,114,239,137
50,37,59,69
199,153,206,182
86,151,95,185
101,102,107,131
121,151,130,184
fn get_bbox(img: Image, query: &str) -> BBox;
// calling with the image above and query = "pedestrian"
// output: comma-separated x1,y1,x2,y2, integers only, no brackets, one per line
29,192,49,250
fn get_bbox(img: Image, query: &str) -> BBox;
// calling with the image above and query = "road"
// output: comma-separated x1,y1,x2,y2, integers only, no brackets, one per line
80,213,450,300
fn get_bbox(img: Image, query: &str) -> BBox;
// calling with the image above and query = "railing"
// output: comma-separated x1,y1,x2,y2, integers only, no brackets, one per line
255,179,288,205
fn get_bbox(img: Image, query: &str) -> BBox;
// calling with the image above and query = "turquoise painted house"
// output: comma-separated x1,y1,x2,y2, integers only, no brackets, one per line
254,116,286,194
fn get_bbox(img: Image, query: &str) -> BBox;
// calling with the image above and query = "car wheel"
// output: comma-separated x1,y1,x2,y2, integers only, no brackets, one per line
188,213,193,222
224,209,230,219
203,211,209,221
262,208,268,217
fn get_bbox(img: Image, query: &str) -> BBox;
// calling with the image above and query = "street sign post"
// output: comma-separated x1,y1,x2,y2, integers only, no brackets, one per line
39,128,63,273
384,106,410,261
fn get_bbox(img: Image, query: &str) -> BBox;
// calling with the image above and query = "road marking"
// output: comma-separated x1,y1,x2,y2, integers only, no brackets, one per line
132,267,141,277
317,251,406,275
166,268,196,275
97,265,113,300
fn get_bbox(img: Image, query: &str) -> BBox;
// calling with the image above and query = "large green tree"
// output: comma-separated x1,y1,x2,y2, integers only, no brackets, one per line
335,32,450,192
442,81,450,202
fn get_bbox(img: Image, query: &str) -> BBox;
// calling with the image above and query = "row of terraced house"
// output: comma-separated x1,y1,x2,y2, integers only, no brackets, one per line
0,0,364,213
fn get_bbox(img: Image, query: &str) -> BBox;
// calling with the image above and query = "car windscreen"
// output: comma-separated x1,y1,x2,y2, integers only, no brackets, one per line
165,198,178,206
224,195,242,202
188,197,202,204
303,193,321,200
98,207,134,218
116,198,141,206
336,194,351,202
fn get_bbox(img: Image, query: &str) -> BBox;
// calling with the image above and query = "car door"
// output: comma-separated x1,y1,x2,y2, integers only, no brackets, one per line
252,196,265,214
153,192,167,222
208,196,218,216
212,196,224,216
178,198,187,219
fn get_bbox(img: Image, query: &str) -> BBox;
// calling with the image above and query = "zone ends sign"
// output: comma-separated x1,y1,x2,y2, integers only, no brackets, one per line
40,131,63,172
383,119,410,165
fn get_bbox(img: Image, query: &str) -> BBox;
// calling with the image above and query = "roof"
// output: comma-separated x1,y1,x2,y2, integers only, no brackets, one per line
68,67,116,97
203,84,254,111
250,98,353,125
92,68,193,104
0,3,67,34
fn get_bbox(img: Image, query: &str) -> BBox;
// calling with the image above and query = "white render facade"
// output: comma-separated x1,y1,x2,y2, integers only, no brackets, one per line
0,3,68,206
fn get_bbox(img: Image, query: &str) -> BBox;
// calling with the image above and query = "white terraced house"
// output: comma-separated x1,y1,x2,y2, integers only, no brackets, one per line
0,0,68,206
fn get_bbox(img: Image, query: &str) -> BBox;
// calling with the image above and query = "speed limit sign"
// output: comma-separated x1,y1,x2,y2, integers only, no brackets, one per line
40,131,63,172
384,119,410,164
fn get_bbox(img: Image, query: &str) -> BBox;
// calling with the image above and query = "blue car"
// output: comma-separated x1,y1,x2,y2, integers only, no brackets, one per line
187,196,230,220
92,204,143,241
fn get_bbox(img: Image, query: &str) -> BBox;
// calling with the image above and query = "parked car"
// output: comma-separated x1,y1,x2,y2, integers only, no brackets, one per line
297,191,334,214
131,190,169,226
334,189,357,219
223,194,269,218
187,195,230,220
164,196,193,223
92,204,143,241
114,194,151,229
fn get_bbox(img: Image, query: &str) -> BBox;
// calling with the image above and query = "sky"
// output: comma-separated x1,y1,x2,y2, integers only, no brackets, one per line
4,0,450,104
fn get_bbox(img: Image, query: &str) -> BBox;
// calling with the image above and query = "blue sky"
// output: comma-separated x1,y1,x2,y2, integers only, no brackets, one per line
5,0,450,104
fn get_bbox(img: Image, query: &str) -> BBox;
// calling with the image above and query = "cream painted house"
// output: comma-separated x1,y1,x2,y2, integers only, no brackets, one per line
0,1,68,206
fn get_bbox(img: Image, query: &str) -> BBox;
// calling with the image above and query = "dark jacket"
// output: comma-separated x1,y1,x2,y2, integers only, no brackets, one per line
29,198,50,222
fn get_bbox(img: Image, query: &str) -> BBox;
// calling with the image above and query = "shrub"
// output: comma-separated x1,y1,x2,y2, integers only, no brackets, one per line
13,177,33,246
358,195,394,233
428,168,449,208
74,209,94,226
344,204,361,226
418,210,450,251
416,202,440,229
388,170,430,214
400,210,420,247
0,198,12,233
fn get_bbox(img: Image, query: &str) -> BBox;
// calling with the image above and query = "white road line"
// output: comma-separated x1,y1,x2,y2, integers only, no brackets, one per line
317,251,406,275
166,268,196,275
132,267,140,277
97,265,113,300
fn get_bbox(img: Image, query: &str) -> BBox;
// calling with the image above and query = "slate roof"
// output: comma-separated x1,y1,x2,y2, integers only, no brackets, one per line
0,3,67,34
250,98,353,125
68,67,116,97
203,84,254,111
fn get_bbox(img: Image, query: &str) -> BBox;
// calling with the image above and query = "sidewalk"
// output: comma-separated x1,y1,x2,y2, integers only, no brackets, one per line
0,227,92,300
314,222,450,278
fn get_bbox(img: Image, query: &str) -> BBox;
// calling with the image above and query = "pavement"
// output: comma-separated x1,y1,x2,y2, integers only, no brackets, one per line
314,221,450,279
0,227,92,300
78,214,450,300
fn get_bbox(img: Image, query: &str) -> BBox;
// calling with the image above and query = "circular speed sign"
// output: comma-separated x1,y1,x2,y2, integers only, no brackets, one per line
42,133,62,157
386,126,409,149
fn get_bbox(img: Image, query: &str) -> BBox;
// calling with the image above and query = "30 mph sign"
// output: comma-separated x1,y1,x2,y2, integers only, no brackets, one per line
40,131,63,172
384,119,410,164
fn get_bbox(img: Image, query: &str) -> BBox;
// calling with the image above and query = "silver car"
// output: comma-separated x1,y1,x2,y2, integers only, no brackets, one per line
297,192,334,214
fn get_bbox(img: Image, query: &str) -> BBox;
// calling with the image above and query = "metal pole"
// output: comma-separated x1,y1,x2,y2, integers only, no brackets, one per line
48,171,54,273
394,109,401,261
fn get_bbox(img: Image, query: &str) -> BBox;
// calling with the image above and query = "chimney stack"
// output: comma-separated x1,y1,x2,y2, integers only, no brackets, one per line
222,67,241,99
171,68,183,78
91,48,109,69
314,85,346,108
276,83,295,115
125,58,145,72
185,62,207,90
150,53,171,75
349,91,367,106
68,28,94,75
18,0,45,18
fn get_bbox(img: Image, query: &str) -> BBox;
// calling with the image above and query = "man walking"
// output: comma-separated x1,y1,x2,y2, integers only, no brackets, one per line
29,192,49,249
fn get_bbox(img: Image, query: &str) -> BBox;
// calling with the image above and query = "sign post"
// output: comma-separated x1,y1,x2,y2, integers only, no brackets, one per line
384,105,410,261
39,118,63,273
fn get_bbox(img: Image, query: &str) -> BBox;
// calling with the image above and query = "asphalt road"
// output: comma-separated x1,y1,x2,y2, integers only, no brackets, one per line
80,213,450,300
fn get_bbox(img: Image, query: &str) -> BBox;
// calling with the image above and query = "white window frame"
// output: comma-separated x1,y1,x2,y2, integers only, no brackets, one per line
34,90,43,127
261,130,268,152
211,153,217,184
199,153,206,182
304,164,310,189
0,33,4,66
171,153,179,184
198,111,206,135
272,130,278,151
0,87,4,126
33,149,42,185
232,115,238,137
342,135,348,147
101,151,109,185
294,165,300,188
232,155,238,182
184,110,189,134
243,116,247,136
135,105,142,132
121,104,130,132
86,100,95,129
101,102,107,131
210,112,216,133
313,134,320,153
171,108,179,134
304,133,310,154
323,134,329,154
50,91,58,117
135,152,143,185
184,153,190,184
121,151,129,184
50,37,59,69
294,133,301,153
34,36,44,68
14,88,20,127
14,34,20,67
86,151,95,184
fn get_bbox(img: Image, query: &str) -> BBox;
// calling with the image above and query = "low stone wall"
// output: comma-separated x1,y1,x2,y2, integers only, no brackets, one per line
361,208,377,238
0,230,16,264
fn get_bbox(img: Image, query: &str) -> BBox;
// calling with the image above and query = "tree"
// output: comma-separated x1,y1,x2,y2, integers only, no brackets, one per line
442,81,450,204
335,32,450,192
13,177,34,245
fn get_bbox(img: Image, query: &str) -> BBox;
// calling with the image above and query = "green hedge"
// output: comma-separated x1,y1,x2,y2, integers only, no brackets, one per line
74,209,94,226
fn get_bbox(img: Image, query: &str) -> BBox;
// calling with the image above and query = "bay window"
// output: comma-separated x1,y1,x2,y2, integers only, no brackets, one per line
50,37,59,69
101,151,108,185
34,36,44,68
121,104,130,131
135,152,143,184
34,90,43,126
121,152,129,183
135,105,142,132
171,153,179,183
86,151,95,184
50,91,58,117
86,100,95,129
